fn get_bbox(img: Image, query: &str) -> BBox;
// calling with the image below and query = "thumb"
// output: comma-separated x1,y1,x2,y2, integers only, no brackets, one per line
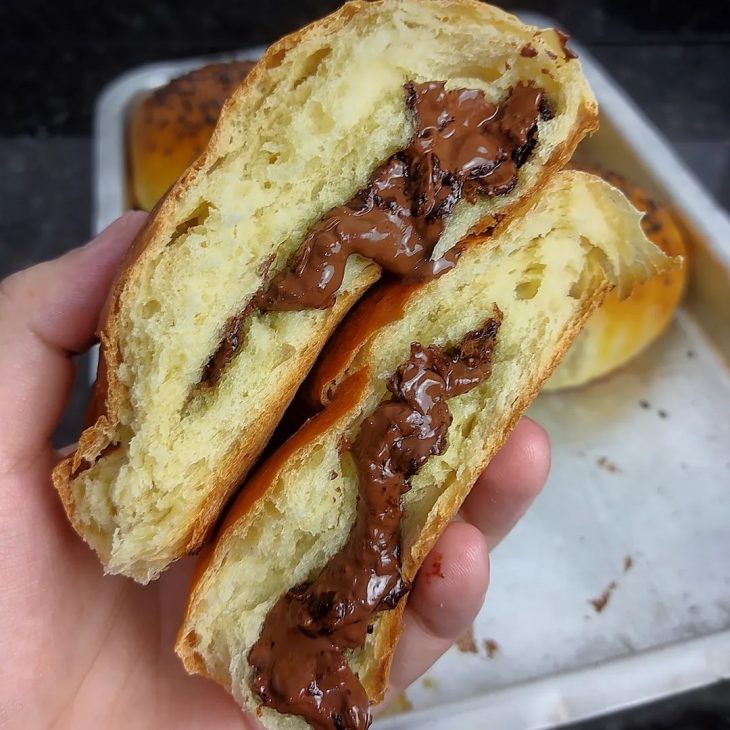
0,212,147,476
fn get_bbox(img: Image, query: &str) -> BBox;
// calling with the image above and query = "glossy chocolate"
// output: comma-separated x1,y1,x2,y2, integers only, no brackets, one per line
260,82,544,311
202,81,545,383
249,314,502,730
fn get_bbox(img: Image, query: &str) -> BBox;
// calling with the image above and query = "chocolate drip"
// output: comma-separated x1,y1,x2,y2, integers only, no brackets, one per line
260,82,544,311
249,314,502,730
202,82,544,384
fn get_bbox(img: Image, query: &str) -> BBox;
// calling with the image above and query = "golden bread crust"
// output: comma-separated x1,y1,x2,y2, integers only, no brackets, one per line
129,61,255,212
52,3,389,575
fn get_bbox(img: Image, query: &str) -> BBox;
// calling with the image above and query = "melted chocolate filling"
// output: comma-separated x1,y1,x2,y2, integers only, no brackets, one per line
202,81,547,384
248,314,502,730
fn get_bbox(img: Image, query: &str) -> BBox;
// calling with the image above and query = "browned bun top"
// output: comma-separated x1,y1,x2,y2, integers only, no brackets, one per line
128,60,255,211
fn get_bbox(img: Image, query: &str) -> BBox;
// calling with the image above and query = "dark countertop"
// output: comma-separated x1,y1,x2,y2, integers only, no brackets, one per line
1,1,728,727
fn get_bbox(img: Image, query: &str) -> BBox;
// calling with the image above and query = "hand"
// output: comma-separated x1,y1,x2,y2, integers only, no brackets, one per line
0,213,550,729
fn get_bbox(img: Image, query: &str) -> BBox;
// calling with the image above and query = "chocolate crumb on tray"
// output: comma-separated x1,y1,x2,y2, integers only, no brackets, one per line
597,456,620,473
456,625,479,653
590,581,618,613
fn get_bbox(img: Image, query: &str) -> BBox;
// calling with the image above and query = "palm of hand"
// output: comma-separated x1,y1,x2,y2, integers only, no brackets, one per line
1,451,250,729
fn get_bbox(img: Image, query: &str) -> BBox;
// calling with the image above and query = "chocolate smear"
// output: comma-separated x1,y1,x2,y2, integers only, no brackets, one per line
249,314,502,729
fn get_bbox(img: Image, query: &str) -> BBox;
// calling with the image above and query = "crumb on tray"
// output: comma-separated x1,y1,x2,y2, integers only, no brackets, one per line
483,639,500,658
456,625,478,653
590,581,618,613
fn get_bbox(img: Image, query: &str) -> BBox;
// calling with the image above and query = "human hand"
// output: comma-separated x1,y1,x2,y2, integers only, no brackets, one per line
0,213,550,729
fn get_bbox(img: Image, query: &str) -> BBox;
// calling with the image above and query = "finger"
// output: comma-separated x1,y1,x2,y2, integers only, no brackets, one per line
386,521,489,694
158,556,200,647
0,212,146,473
461,417,550,550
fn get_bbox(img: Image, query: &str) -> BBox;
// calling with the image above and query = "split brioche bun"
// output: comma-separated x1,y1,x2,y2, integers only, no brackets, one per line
546,164,688,390
176,170,676,729
53,0,598,583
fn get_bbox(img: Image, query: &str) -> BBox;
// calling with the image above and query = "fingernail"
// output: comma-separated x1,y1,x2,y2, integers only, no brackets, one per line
84,211,148,250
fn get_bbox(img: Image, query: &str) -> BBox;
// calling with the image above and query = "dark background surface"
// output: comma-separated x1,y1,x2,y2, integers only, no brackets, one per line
1,1,729,727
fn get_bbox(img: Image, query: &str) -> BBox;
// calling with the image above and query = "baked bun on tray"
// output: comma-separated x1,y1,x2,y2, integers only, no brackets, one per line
176,171,676,730
546,164,688,390
53,0,598,582
129,60,256,212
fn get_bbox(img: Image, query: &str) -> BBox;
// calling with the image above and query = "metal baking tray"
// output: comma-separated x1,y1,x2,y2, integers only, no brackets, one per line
92,14,730,730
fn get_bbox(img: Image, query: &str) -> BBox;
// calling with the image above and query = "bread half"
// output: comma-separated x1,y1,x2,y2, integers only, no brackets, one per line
53,0,597,582
176,171,676,729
